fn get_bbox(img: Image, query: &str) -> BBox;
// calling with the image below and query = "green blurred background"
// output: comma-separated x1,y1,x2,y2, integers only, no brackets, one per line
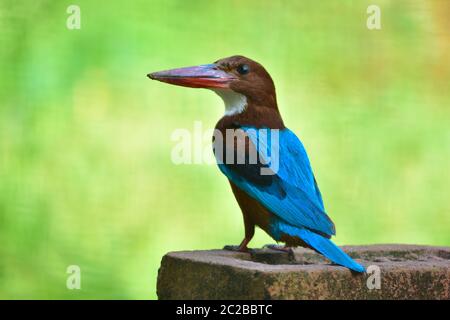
0,0,449,299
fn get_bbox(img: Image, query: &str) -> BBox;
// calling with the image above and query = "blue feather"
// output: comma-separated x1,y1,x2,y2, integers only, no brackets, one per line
218,127,335,237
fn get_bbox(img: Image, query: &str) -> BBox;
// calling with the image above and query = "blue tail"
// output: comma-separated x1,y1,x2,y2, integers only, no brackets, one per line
298,228,365,273
273,221,365,272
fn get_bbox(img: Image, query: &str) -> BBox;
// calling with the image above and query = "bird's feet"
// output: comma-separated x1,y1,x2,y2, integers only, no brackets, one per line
223,237,253,253
223,245,254,253
263,244,295,256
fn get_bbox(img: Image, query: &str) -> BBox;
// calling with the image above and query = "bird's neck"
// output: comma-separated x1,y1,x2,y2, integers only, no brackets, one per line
215,103,285,130
213,89,248,116
213,89,284,129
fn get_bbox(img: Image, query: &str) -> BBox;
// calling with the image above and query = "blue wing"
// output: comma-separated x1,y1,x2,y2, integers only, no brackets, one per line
217,126,335,237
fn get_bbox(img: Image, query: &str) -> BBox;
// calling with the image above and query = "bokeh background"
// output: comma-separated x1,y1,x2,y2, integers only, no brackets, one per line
0,0,449,299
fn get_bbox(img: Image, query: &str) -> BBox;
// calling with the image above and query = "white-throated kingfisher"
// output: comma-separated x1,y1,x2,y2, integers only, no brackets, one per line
148,56,365,272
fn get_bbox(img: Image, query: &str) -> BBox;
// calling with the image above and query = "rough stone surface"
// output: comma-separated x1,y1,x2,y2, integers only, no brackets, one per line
157,244,450,300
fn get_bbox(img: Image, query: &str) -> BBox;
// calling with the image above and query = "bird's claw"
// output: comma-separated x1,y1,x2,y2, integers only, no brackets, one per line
263,244,295,255
223,245,252,253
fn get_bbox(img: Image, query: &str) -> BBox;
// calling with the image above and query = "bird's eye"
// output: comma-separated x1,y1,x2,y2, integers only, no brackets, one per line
237,64,250,75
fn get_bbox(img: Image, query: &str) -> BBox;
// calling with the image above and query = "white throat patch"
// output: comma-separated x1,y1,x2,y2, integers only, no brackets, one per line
213,89,247,116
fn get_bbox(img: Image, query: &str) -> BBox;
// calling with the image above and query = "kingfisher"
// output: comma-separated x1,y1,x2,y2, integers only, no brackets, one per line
148,55,365,273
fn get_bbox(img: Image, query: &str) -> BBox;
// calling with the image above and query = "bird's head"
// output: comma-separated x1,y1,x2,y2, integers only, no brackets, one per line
148,55,277,116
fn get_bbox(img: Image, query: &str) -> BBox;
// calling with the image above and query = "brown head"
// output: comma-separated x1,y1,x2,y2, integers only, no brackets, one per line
148,55,279,117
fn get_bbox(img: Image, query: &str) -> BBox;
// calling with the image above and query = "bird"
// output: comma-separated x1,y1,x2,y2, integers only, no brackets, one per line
148,55,365,273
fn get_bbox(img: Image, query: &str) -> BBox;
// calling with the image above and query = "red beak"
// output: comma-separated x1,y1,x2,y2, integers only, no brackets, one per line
147,64,236,89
